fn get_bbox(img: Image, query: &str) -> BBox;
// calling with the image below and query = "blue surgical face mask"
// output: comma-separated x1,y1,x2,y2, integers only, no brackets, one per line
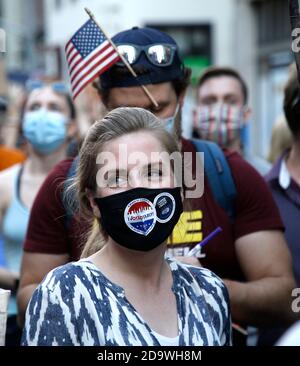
23,109,68,154
160,103,180,133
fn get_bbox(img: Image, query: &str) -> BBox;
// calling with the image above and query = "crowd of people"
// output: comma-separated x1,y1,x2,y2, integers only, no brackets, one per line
0,24,299,346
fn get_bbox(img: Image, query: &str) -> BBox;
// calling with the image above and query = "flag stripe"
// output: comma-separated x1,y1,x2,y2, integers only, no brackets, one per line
72,56,118,97
69,39,109,72
68,53,82,72
73,56,120,99
68,41,110,77
66,44,75,60
71,50,118,94
65,39,72,52
70,42,112,82
71,46,116,87
67,49,80,68
72,52,120,96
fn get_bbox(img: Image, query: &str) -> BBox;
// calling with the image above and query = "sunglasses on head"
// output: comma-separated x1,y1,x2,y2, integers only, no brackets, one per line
115,43,178,67
25,80,69,94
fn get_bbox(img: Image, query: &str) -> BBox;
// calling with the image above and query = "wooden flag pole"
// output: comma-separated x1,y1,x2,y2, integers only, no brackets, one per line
84,8,159,108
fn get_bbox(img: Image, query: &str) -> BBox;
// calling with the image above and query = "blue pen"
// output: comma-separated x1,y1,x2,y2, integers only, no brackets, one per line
187,227,222,257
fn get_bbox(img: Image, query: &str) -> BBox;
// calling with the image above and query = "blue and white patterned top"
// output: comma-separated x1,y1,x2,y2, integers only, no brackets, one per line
21,259,231,346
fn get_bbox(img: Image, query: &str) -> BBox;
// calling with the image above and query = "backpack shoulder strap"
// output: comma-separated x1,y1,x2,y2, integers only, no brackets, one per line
192,139,237,218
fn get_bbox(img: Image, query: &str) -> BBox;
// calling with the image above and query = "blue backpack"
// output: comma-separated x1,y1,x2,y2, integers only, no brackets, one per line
192,139,237,218
63,139,237,227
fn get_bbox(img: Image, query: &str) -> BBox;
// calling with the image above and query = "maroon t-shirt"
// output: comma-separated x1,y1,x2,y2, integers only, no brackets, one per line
166,139,283,280
24,139,283,281
24,158,87,261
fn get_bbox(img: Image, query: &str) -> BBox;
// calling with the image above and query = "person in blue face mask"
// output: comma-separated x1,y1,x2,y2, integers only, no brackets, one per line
0,81,77,345
22,80,78,155
21,107,231,346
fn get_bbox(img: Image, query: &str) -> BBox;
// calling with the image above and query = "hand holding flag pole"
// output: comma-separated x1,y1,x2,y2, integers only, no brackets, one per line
84,8,158,108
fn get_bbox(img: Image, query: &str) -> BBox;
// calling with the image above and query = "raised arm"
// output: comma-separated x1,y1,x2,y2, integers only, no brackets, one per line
226,155,298,326
225,230,297,326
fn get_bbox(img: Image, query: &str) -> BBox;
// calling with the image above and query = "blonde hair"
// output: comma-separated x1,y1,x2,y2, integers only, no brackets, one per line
69,107,181,258
267,116,292,163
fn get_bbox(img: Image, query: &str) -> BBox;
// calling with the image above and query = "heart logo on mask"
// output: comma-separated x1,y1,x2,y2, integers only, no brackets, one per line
124,198,156,236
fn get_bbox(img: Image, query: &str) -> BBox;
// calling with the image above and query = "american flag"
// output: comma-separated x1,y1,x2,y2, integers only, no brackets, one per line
65,19,120,99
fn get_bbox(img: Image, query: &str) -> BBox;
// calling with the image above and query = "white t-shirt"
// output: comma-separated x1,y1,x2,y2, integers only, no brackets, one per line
276,321,300,346
152,330,179,346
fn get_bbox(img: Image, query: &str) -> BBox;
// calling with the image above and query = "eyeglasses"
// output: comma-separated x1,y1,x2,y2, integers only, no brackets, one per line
25,80,69,94
115,43,177,67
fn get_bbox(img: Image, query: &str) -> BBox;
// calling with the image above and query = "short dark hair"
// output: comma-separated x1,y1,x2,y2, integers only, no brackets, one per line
93,65,191,106
283,64,300,137
197,66,248,105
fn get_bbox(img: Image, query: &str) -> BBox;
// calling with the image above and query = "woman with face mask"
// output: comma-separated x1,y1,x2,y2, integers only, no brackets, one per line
21,107,231,346
0,81,77,345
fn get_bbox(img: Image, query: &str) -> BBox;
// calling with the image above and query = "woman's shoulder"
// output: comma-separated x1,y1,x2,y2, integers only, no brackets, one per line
0,164,21,208
40,260,98,292
172,260,230,320
189,265,225,287
169,259,227,295
0,163,21,183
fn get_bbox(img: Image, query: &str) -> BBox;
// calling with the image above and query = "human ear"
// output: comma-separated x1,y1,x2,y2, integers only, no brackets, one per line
243,106,252,124
86,189,101,218
178,89,187,107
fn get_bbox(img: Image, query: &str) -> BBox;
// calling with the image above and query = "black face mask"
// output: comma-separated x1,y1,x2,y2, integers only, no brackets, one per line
94,187,183,252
